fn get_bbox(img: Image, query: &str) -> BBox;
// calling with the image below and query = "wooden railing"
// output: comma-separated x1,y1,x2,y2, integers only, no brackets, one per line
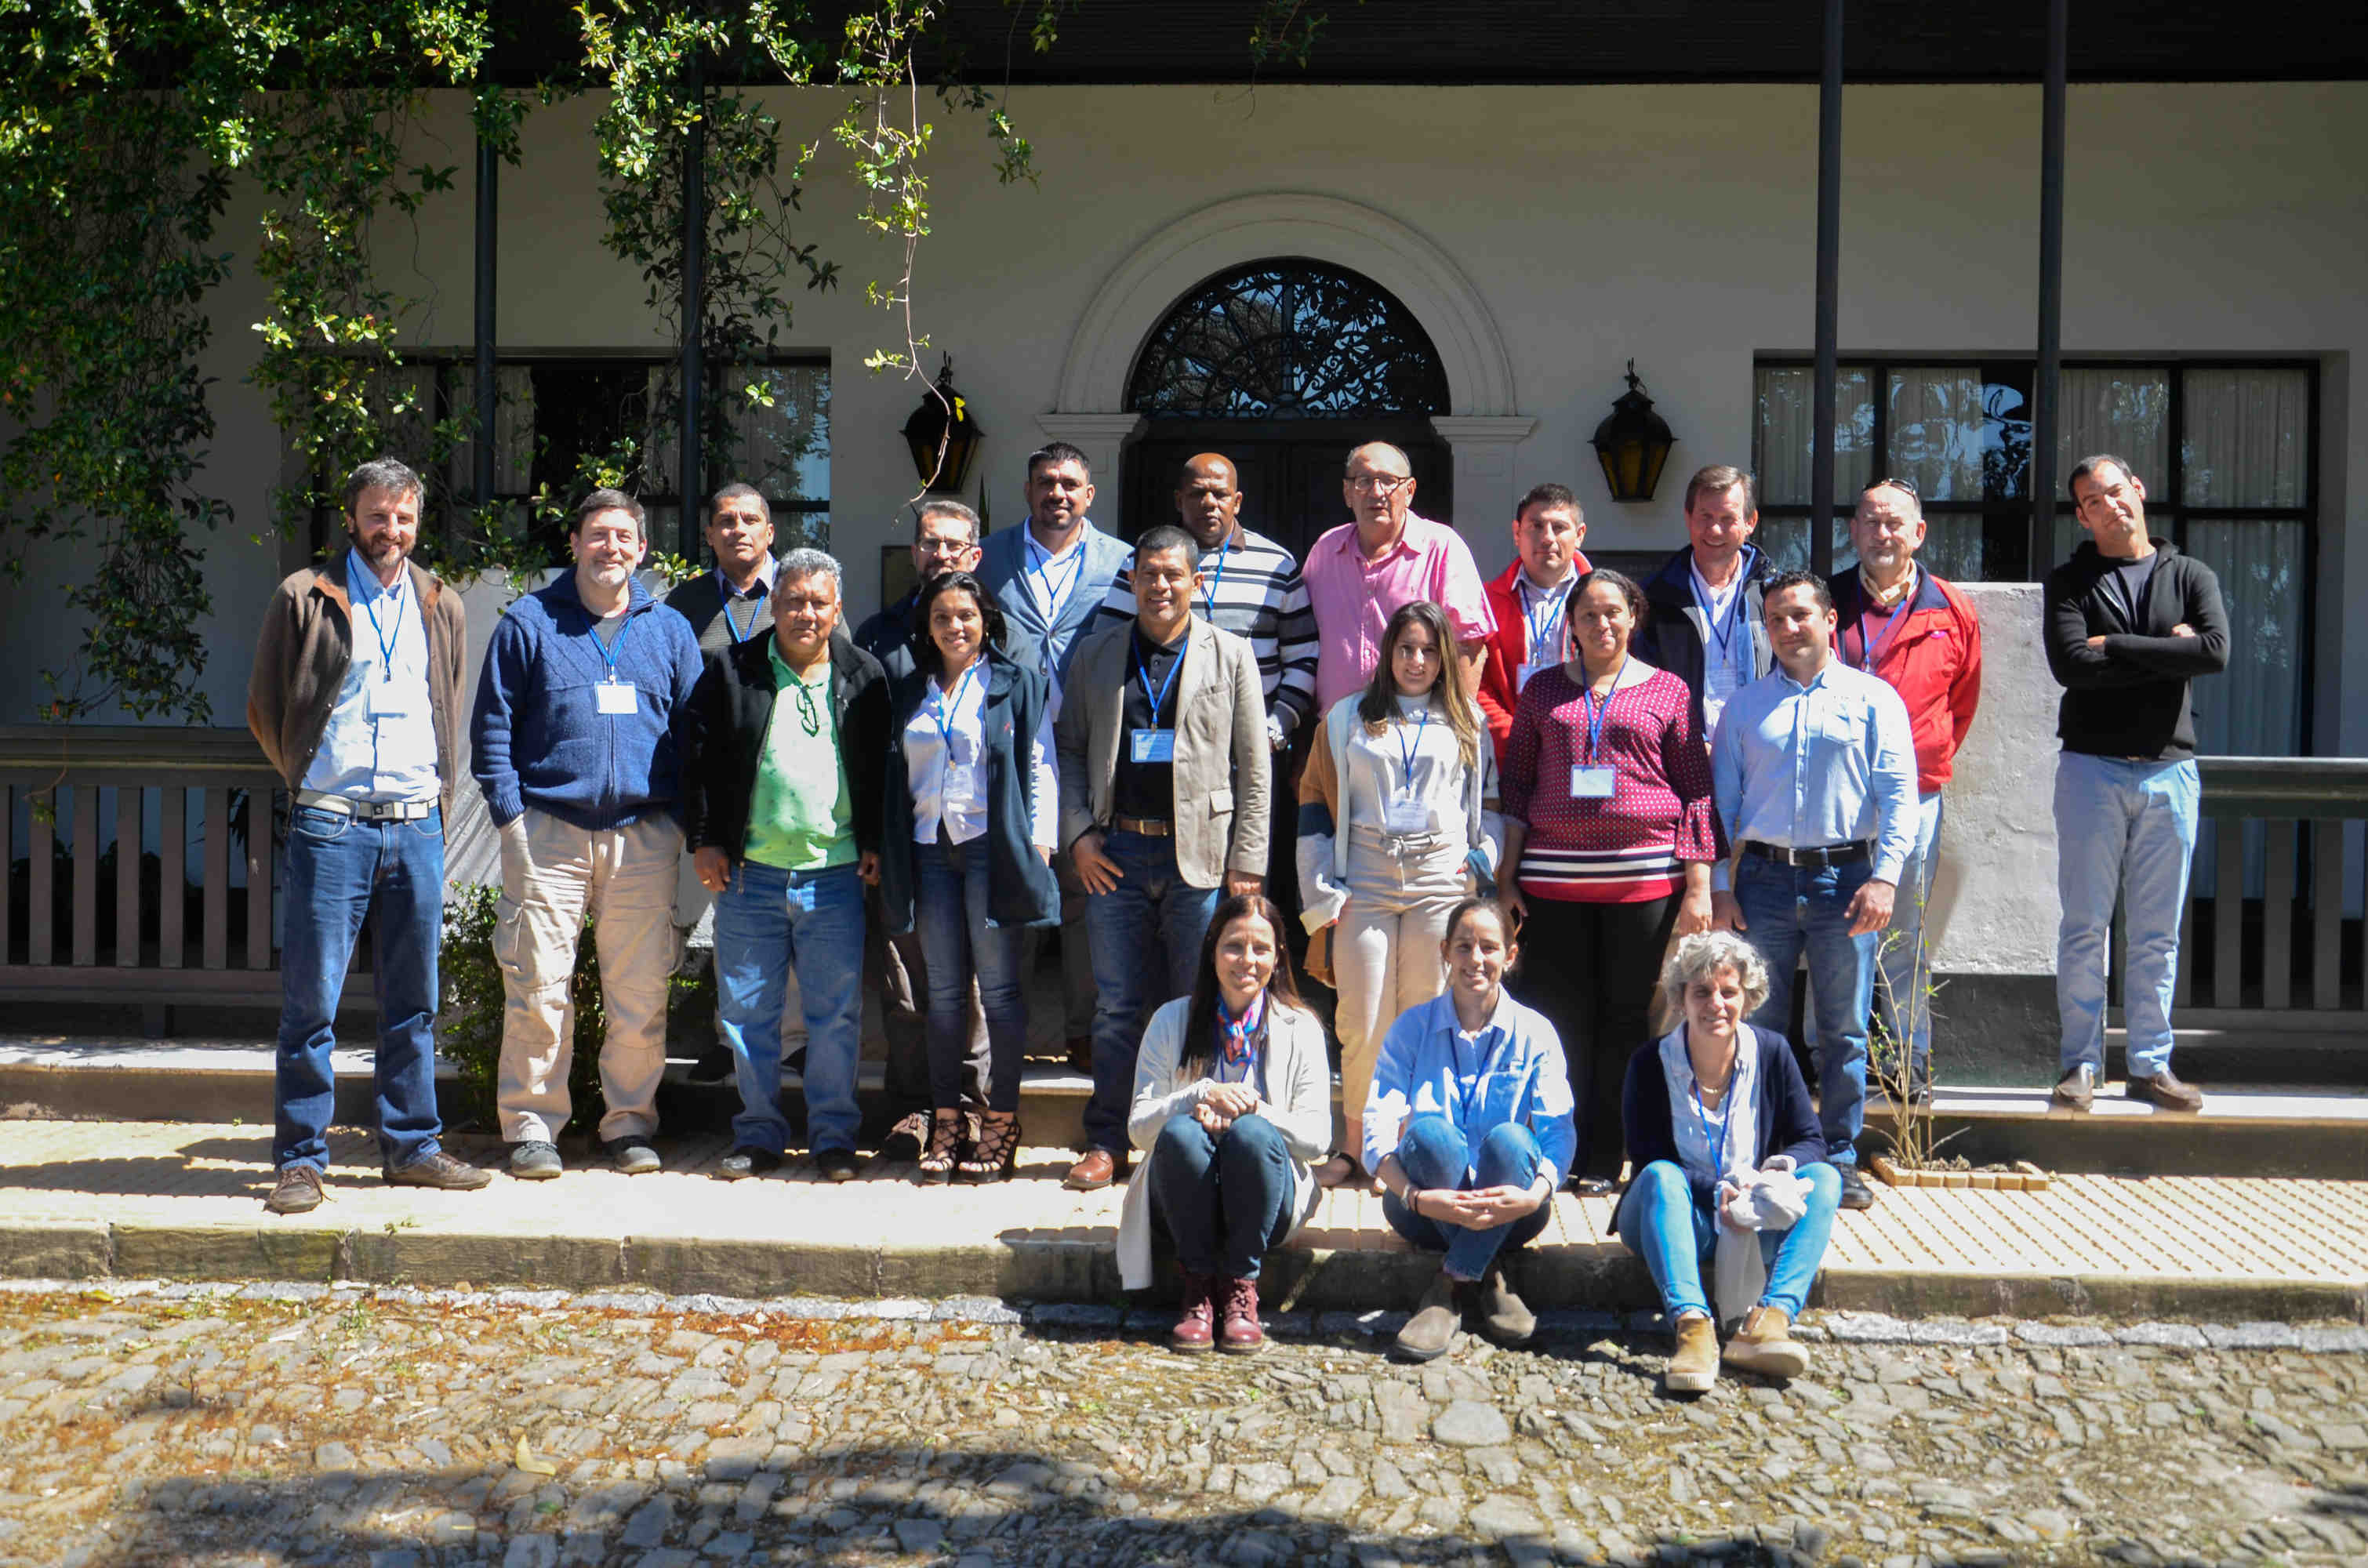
0,726,300,1018
2112,757,2368,1033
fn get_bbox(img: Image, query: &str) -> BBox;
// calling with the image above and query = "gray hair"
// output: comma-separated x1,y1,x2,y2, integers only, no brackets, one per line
1660,931,1772,1018
343,457,423,515
709,481,770,524
2067,453,2138,501
775,546,842,597
916,499,980,545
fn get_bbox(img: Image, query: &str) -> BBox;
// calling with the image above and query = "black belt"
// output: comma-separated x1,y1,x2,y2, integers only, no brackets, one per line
1742,839,1871,869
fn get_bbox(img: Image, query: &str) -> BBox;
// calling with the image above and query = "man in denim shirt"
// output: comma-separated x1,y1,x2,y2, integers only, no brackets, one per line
1709,570,1916,1211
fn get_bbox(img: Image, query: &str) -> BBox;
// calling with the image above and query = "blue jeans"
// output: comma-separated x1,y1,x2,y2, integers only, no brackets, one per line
2054,753,2200,1078
1082,829,1222,1153
1734,852,1876,1165
912,837,1030,1113
1382,1113,1553,1279
274,804,446,1172
1149,1112,1298,1279
1616,1158,1841,1320
714,861,865,1156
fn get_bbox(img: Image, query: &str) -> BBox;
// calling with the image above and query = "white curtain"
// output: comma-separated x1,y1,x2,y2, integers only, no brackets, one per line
2056,368,2170,485
1752,365,1866,572
1884,366,1985,578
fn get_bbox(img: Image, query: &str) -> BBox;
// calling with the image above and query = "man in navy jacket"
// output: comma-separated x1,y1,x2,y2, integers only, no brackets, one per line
472,489,704,1180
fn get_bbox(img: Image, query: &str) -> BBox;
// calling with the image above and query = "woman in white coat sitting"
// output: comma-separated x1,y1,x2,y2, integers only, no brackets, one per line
1121,893,1331,1356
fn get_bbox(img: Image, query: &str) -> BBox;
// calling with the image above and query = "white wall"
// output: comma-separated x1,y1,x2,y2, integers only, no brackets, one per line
5,82,2363,769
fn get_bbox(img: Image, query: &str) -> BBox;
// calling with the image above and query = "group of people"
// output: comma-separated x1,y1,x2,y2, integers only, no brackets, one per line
247,436,2225,1386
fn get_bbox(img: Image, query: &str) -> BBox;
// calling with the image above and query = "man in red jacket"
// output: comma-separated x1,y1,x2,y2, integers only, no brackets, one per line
1475,482,1593,762
1829,479,1983,1100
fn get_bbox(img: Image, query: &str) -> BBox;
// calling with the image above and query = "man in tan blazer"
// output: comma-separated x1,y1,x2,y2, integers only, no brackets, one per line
1055,524,1270,1190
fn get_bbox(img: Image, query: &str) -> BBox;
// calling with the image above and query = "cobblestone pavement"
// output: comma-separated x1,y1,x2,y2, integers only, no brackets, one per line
3,1283,2366,1568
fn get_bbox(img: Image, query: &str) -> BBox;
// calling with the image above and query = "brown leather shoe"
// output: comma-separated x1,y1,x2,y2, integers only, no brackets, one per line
2051,1063,2097,1112
265,1164,325,1214
1171,1272,1215,1352
1218,1276,1266,1356
1722,1303,1811,1379
2126,1068,2204,1112
383,1149,492,1191
1062,1148,1124,1191
1064,1036,1094,1073
1665,1311,1720,1394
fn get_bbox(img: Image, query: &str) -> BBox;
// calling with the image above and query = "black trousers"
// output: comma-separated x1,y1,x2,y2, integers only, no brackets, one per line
1511,892,1680,1181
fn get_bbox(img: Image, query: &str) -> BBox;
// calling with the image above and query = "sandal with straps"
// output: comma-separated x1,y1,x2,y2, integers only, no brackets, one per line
917,1110,965,1185
959,1111,1020,1184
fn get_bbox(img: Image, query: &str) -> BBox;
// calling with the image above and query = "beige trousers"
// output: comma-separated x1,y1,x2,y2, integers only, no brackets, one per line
1332,826,1466,1129
495,810,682,1143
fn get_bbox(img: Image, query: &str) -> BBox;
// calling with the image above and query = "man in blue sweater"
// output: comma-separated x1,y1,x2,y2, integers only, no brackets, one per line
472,489,705,1179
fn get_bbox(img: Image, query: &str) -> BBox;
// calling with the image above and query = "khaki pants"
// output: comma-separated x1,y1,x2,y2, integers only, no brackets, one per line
1332,826,1465,1128
495,810,682,1144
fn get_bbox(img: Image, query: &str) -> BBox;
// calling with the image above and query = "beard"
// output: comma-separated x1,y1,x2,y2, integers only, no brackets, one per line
350,529,410,568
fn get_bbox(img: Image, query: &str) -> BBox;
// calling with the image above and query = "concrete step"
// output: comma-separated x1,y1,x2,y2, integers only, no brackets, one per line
2,1119,2363,1323
9,1035,2368,1178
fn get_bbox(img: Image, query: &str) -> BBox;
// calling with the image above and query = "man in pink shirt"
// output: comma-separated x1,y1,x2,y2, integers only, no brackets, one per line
1303,441,1497,713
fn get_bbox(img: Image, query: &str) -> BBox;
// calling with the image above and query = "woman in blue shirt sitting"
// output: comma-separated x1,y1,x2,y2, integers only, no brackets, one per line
1365,898,1576,1363
1618,930,1840,1394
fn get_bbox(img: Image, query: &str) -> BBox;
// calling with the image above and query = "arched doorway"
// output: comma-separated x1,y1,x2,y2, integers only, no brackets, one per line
1118,259,1454,548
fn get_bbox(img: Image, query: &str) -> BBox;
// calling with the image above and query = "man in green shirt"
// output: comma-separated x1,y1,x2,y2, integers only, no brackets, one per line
682,549,888,1181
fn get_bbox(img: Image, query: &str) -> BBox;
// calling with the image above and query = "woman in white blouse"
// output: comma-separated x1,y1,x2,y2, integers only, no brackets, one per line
1297,599,1502,1190
1121,893,1331,1354
878,571,1061,1182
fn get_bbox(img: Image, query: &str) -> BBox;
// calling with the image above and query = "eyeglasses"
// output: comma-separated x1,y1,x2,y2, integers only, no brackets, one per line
915,536,976,555
1346,474,1414,495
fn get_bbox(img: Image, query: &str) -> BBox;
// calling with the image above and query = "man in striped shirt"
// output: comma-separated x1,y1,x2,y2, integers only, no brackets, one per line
1096,452,1320,753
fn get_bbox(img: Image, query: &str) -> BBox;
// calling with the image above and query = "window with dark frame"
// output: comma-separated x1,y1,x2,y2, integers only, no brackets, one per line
1752,356,2317,761
309,353,830,568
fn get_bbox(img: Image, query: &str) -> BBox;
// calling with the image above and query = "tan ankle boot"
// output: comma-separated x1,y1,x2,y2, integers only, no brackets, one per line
1665,1311,1720,1393
1722,1303,1810,1378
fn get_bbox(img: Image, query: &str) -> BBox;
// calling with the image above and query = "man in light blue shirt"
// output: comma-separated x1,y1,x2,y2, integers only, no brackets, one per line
977,441,1131,1072
1709,568,1916,1211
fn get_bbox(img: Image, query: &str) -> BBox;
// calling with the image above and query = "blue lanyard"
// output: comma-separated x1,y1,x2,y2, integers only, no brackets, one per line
1445,1008,1509,1140
1578,659,1626,764
1134,637,1185,725
1395,707,1429,790
1200,535,1233,619
1026,533,1086,642
1521,578,1564,665
721,589,761,644
1694,571,1744,664
1854,574,1915,672
1691,1074,1732,1167
361,582,405,677
592,609,635,678
929,661,979,752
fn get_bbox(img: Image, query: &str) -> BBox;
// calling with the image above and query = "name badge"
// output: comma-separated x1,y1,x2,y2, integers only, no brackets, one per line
1570,765,1618,799
1128,728,1175,764
595,681,640,716
1384,797,1434,835
1515,661,1542,692
365,680,419,719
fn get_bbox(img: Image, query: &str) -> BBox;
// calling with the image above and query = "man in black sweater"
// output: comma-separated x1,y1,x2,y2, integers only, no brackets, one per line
2043,455,2228,1116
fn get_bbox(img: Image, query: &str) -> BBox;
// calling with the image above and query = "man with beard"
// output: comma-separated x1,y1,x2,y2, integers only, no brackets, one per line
248,458,490,1213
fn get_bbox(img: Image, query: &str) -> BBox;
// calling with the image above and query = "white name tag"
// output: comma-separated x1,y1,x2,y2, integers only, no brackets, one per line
365,680,419,719
1515,662,1543,692
1384,797,1434,835
1128,728,1175,764
1570,765,1618,799
595,681,639,716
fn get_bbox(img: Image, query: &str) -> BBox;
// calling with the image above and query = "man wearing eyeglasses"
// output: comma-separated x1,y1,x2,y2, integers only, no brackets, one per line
1302,442,1496,713
854,499,994,1160
1828,479,1984,1103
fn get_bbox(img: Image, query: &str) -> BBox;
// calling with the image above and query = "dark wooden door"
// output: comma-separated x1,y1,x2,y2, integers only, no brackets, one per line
1118,420,1451,555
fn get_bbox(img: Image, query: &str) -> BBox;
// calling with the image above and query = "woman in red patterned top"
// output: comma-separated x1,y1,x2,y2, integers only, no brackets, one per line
1500,568,1721,1189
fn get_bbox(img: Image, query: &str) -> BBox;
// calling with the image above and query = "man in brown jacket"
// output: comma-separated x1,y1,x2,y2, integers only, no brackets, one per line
247,457,490,1214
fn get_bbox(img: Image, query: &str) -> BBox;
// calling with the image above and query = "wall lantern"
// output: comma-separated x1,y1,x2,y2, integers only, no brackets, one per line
903,356,984,494
1591,360,1677,503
